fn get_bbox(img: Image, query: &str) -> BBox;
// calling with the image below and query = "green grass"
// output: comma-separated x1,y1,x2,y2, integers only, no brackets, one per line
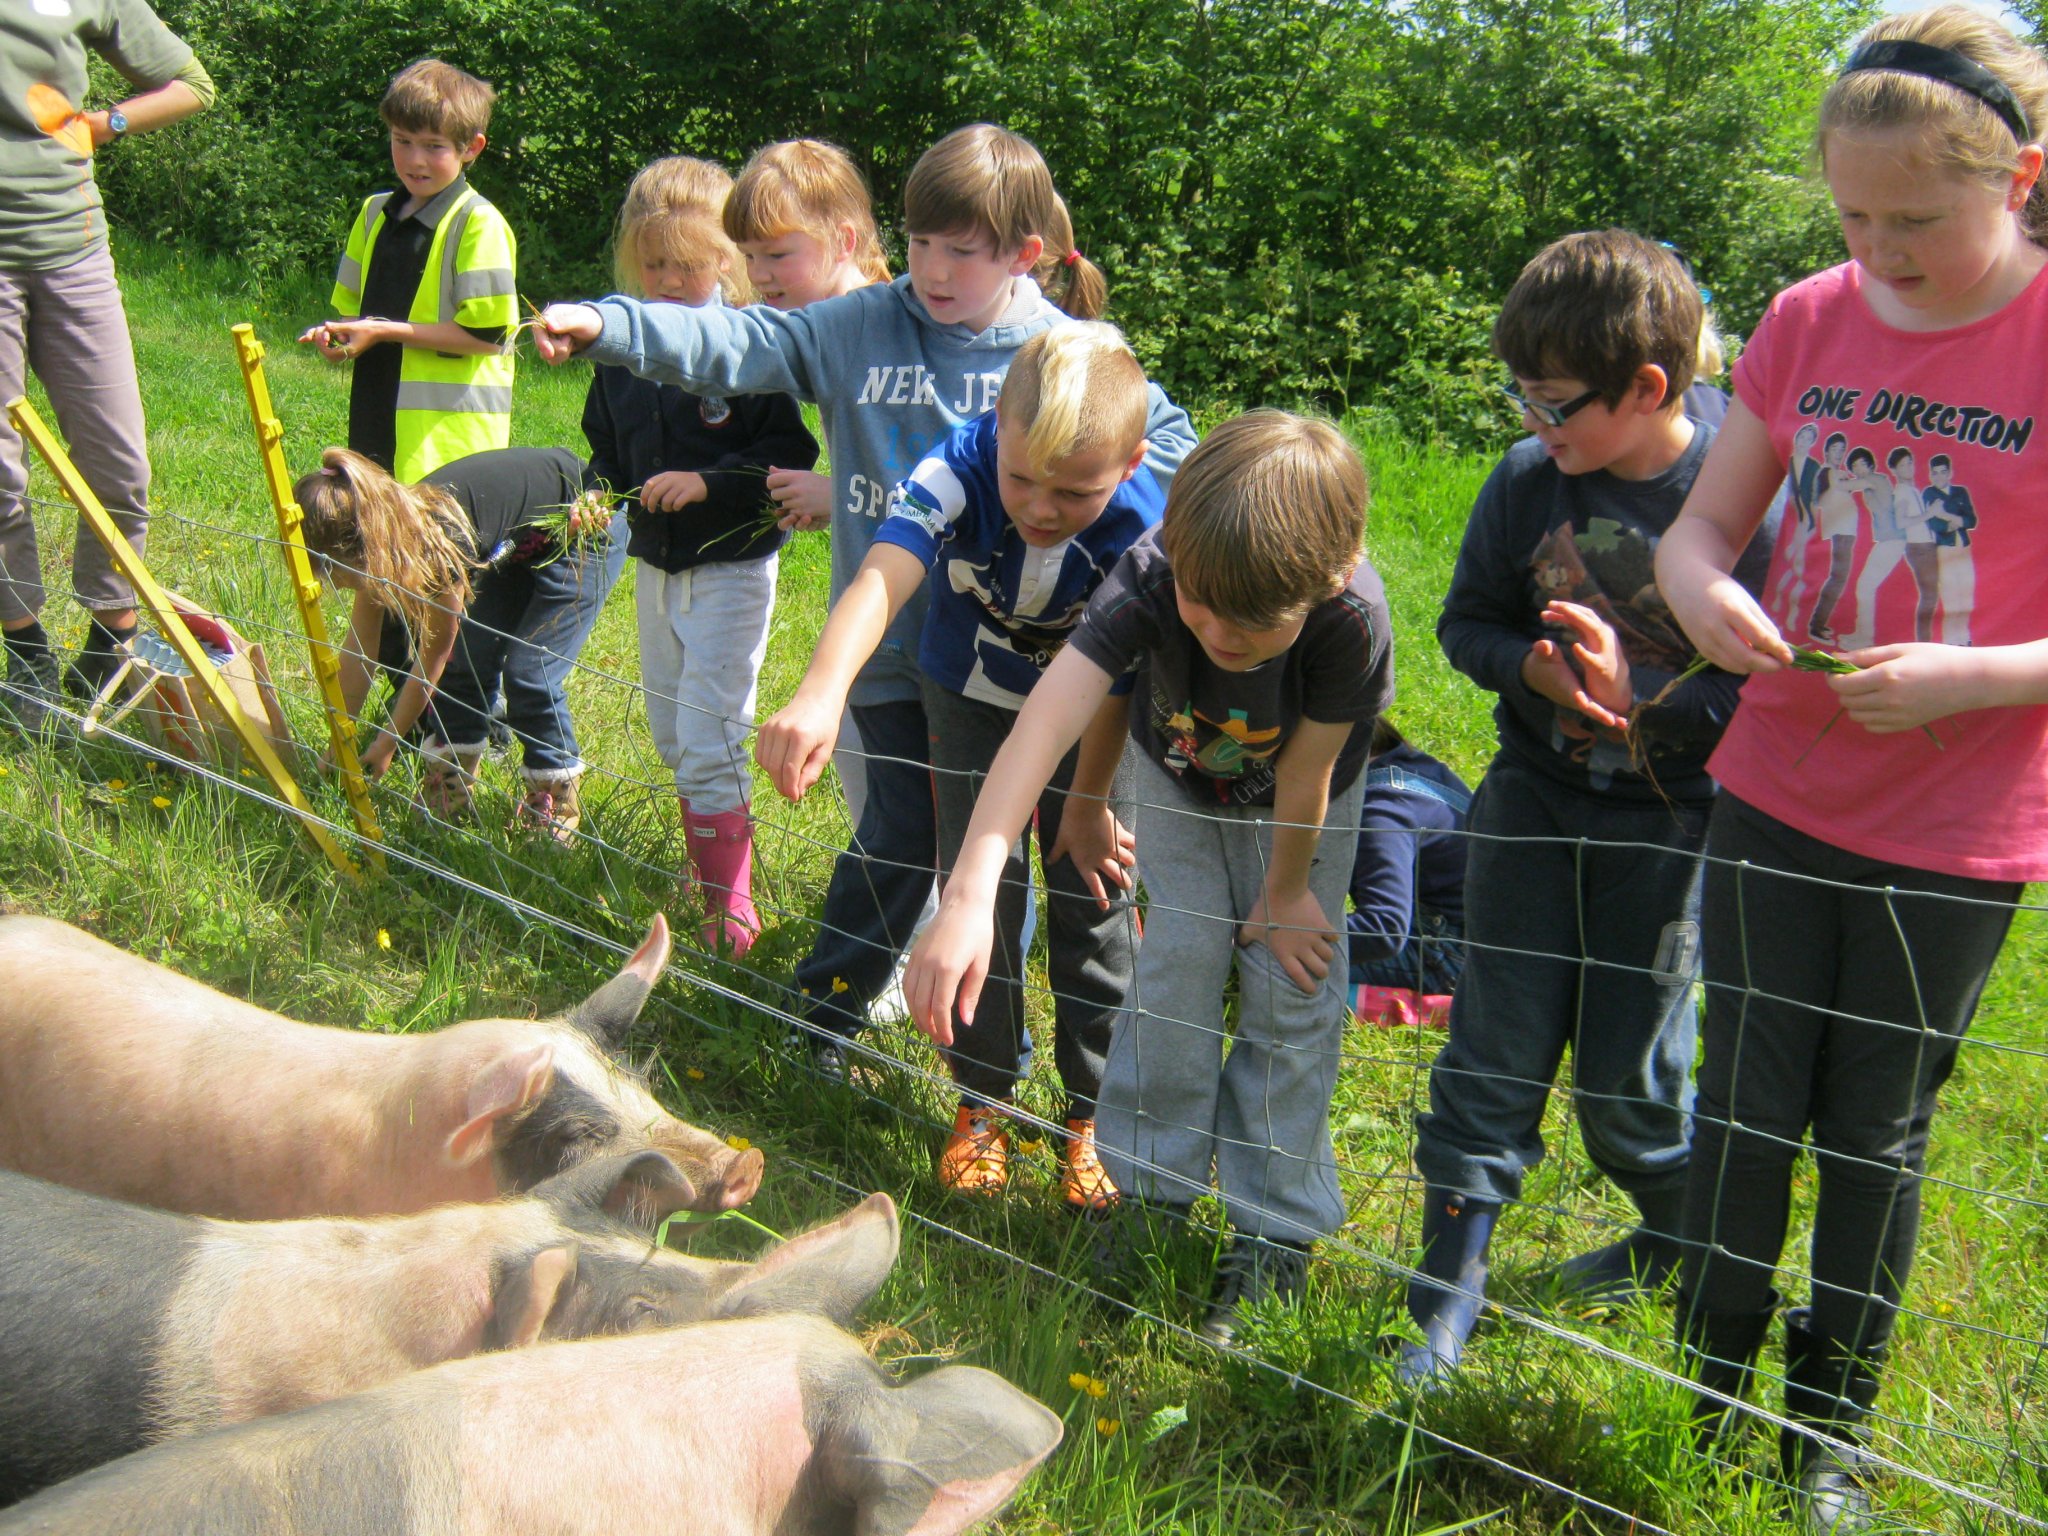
4,239,2045,1534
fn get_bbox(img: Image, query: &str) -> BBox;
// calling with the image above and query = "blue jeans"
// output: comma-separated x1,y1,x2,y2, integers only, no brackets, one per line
1413,757,1707,1205
423,527,627,776
794,697,938,1038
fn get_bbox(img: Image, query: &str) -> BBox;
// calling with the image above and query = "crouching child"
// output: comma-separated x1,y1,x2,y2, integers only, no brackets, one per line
904,411,1394,1343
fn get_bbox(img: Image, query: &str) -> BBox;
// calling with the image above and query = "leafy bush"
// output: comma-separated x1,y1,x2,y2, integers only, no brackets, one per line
102,0,1868,448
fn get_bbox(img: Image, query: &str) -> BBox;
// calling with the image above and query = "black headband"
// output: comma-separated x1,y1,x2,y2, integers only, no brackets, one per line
1841,39,2032,145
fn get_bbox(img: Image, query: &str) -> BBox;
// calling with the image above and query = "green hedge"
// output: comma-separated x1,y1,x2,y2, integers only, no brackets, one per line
100,0,1869,450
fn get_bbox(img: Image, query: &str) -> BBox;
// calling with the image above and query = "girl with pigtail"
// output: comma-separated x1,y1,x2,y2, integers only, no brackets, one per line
582,155,818,957
295,444,623,841
534,123,1196,1084
1654,8,2048,1528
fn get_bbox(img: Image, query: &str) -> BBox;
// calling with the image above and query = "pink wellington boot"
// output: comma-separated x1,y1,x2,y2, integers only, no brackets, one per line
685,806,760,958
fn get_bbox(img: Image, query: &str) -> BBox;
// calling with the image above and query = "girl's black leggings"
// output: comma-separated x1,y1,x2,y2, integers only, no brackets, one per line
1680,794,2019,1353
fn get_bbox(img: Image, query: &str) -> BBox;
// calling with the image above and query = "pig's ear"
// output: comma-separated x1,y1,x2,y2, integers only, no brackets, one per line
484,1243,579,1350
823,1364,1062,1536
446,1043,556,1167
533,1149,698,1229
714,1193,899,1326
562,916,670,1050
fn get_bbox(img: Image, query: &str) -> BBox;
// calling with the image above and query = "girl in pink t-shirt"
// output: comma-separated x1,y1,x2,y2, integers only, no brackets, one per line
1653,7,2048,1528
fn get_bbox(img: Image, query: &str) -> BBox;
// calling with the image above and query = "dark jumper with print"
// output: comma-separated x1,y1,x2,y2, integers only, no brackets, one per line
1436,426,1771,802
1068,529,1395,809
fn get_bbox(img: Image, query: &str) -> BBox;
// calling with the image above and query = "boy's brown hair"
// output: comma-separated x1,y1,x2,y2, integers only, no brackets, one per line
1159,410,1366,630
1492,230,1700,409
380,59,496,146
902,124,1107,320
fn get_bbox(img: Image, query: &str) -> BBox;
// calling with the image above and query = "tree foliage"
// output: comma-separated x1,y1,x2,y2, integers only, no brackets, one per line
104,0,1874,448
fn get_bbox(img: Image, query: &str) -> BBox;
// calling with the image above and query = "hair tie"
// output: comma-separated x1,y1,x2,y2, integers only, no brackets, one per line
1064,249,1082,268
1841,38,2031,144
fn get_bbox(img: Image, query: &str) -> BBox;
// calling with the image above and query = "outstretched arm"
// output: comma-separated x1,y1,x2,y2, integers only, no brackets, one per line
755,545,925,801
1654,400,1796,675
904,646,1116,1042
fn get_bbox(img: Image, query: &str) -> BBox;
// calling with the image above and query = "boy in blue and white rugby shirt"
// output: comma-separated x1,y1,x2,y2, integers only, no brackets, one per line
756,324,1162,1211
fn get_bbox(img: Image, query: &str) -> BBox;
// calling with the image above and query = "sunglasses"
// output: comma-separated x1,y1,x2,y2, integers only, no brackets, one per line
1500,384,1602,429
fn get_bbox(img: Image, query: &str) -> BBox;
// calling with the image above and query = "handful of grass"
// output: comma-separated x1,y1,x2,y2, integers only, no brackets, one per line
1663,645,1944,763
528,481,629,568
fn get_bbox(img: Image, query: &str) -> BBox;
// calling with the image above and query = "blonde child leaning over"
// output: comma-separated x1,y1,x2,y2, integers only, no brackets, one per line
295,445,621,840
1653,9,2048,1529
757,324,1160,1210
534,124,1195,1080
905,413,1394,1345
582,157,817,955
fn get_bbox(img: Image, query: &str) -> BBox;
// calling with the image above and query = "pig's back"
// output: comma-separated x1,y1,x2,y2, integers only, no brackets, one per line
0,1382,463,1535
0,1173,200,1505
0,917,399,1214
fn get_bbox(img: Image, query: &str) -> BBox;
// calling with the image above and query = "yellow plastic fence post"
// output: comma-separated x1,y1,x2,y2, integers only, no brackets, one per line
231,323,387,870
5,394,365,885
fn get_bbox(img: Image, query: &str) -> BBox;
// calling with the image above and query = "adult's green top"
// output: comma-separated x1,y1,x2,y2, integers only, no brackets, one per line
0,0,195,271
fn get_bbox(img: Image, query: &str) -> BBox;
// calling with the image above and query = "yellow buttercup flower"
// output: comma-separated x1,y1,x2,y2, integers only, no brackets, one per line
1095,1418,1120,1438
151,795,172,809
376,929,392,950
685,1066,706,1082
726,1135,752,1151
106,778,126,792
1068,1372,1091,1392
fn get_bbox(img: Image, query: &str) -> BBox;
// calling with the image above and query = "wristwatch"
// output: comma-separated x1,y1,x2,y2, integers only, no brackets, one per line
106,108,129,139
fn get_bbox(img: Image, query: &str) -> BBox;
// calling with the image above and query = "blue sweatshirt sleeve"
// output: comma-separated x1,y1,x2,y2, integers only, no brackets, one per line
1347,789,1424,962
1139,386,1198,489
1437,454,1542,700
586,294,832,405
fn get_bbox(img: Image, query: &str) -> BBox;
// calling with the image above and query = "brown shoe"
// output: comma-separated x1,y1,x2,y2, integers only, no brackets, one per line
414,748,479,820
937,1104,1010,1197
516,772,581,846
1060,1118,1119,1213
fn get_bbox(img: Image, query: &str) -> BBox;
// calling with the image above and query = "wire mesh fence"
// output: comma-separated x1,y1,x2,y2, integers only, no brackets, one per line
2,485,2044,1532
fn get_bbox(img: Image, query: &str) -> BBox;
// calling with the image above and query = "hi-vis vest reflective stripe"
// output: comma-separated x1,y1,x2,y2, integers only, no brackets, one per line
331,185,518,483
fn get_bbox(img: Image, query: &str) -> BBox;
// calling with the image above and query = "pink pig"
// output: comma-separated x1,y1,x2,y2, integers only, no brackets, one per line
0,1314,1062,1536
0,912,761,1220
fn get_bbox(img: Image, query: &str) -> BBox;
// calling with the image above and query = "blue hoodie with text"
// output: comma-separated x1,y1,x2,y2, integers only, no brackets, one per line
581,275,1198,707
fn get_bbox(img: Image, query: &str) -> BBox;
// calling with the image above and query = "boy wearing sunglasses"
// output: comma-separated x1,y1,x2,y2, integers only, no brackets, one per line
1396,230,1770,1385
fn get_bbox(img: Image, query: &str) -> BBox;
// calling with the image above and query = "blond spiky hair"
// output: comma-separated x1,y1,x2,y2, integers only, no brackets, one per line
996,323,1149,475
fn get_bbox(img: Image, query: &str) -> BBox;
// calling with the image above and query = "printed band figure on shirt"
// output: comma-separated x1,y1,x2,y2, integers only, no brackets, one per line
1923,453,1978,644
1768,422,1823,620
1805,431,1858,642
1843,444,1938,647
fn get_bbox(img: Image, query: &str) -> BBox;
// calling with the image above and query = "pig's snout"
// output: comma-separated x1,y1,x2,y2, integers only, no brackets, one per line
711,1146,764,1211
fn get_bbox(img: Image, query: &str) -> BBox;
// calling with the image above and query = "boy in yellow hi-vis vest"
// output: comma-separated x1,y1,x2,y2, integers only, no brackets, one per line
298,59,516,485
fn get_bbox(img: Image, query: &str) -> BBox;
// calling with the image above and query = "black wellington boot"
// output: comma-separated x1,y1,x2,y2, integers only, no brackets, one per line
1545,1182,1686,1304
1394,1188,1500,1387
1781,1307,1886,1534
1677,1288,1780,1452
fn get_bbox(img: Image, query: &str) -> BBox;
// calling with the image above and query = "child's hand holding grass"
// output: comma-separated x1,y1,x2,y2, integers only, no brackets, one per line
1541,599,1632,725
767,468,833,531
640,471,708,513
533,304,601,363
1831,643,1985,734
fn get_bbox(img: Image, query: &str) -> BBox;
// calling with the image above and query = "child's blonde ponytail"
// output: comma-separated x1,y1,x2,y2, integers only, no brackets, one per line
1036,195,1106,320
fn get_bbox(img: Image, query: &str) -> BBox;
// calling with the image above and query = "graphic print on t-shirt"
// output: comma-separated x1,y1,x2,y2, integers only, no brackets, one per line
1527,516,1691,789
1766,378,2014,649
